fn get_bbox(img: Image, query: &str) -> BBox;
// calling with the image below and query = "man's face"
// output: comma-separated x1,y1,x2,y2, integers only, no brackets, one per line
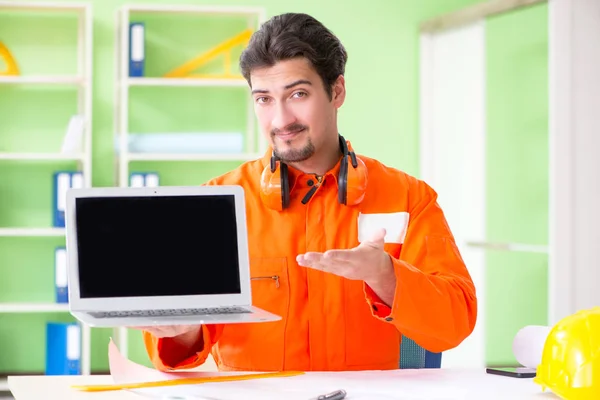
249,57,345,163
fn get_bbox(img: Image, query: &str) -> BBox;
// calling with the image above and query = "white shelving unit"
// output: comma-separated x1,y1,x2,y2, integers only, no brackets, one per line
112,4,267,358
114,4,267,188
0,0,93,378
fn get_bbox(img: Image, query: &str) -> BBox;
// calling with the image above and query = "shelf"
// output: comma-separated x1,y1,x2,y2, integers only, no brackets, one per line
0,228,65,237
0,303,69,313
0,76,84,86
124,4,264,16
0,1,89,12
0,152,84,161
126,152,261,162
127,77,247,88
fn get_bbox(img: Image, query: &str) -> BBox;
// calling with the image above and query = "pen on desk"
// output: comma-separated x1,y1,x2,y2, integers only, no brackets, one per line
315,389,347,400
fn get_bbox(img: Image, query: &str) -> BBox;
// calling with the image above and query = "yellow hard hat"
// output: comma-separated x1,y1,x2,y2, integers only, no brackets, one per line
534,306,600,399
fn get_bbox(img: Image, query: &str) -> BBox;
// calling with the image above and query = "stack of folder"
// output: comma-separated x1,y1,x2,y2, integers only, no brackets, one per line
52,171,83,304
130,172,159,187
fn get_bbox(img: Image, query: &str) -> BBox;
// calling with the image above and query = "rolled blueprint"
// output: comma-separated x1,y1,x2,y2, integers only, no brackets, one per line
512,325,552,369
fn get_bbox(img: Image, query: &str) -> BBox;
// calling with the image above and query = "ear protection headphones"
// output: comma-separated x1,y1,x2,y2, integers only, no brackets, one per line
259,134,368,211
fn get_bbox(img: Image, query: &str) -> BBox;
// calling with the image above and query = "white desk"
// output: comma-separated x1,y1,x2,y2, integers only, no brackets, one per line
8,370,560,400
8,375,138,399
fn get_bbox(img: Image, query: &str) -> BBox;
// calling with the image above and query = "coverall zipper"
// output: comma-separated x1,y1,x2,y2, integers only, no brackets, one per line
251,275,280,288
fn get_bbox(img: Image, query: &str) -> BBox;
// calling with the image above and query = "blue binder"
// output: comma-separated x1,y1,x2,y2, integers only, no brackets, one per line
130,172,159,187
54,247,68,303
53,171,83,227
129,22,145,77
46,322,81,375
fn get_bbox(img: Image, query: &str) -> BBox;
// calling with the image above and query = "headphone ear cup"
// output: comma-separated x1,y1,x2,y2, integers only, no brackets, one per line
344,155,368,206
260,161,284,211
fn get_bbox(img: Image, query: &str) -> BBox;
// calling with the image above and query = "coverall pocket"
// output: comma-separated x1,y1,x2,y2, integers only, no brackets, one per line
218,257,289,371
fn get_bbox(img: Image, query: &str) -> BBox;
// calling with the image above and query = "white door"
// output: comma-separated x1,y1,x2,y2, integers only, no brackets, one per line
419,11,550,368
420,21,487,369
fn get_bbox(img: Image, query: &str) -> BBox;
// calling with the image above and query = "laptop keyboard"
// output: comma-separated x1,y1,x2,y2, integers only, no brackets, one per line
89,306,251,319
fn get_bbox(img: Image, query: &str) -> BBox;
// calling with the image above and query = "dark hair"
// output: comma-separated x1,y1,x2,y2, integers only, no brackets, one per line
239,13,348,100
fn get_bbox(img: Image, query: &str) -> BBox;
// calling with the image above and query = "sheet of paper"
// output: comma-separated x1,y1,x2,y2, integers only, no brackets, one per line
108,339,238,384
108,339,467,399
107,339,546,400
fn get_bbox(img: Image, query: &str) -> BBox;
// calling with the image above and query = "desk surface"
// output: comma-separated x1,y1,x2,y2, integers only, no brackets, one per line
8,375,138,399
8,370,560,400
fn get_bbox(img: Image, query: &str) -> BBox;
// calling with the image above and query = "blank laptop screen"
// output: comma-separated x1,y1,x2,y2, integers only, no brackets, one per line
74,194,242,298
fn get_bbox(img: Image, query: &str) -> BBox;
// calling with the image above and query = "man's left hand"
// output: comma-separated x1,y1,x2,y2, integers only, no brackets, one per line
296,228,396,305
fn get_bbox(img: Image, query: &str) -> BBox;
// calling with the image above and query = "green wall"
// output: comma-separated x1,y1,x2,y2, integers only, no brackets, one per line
0,0,547,373
484,3,549,366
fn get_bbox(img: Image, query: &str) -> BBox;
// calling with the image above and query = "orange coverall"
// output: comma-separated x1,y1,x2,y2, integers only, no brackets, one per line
144,146,477,372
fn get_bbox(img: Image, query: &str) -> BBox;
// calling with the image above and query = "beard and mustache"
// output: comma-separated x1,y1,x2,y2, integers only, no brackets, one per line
271,123,315,163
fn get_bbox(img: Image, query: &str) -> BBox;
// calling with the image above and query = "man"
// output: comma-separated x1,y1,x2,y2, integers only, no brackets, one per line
137,12,477,372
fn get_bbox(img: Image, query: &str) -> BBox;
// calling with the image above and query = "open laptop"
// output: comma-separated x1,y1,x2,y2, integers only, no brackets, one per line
64,184,280,327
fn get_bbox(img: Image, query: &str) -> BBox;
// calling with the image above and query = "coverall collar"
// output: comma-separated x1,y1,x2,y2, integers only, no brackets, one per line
260,139,356,194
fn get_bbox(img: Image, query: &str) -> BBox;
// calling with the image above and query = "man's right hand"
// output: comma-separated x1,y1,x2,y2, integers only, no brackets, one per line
131,325,202,348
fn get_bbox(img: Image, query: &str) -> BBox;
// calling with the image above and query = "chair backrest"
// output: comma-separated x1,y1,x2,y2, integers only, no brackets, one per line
399,335,442,369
